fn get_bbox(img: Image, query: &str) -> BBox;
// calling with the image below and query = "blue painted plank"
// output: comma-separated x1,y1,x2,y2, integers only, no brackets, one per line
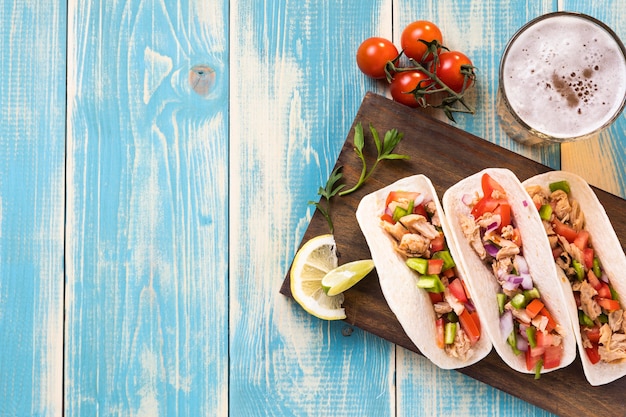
0,2,66,416
229,0,396,415
65,1,229,415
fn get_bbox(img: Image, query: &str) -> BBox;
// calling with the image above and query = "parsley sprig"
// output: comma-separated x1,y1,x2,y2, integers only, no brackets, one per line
309,122,409,234
339,122,409,196
308,165,345,234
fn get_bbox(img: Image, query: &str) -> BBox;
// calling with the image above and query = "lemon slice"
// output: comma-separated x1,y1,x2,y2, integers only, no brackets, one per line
290,234,346,320
321,260,375,296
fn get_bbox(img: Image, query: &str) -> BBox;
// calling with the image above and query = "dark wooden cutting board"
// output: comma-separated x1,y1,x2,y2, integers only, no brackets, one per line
280,92,626,417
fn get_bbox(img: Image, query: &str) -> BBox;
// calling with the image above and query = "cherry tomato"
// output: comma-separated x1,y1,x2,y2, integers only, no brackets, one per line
389,70,432,107
356,37,399,79
400,20,443,62
435,51,474,93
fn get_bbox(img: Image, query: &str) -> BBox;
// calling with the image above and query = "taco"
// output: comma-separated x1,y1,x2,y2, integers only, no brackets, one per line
523,170,626,385
356,174,492,369
441,168,576,376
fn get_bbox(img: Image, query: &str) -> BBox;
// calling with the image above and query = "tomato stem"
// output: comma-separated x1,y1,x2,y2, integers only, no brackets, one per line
384,41,476,122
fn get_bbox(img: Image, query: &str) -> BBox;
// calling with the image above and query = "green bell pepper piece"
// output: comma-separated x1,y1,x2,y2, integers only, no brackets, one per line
549,180,571,194
406,257,428,275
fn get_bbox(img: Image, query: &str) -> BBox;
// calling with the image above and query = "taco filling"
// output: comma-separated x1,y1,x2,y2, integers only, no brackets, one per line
460,173,565,376
380,190,482,361
526,180,626,365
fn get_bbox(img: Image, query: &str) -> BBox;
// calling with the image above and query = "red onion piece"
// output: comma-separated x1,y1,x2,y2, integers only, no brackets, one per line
601,271,609,283
521,273,533,290
515,255,529,274
461,193,474,206
517,336,529,352
500,310,514,342
484,243,499,257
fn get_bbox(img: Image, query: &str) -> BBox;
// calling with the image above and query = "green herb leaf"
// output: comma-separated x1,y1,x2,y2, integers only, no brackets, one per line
369,123,382,156
340,123,409,196
309,165,345,234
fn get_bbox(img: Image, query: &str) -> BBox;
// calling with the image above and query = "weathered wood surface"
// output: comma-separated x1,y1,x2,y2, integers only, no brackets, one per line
1,0,625,416
65,1,229,415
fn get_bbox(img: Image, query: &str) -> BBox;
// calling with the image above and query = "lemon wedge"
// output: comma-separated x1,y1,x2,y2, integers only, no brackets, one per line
290,234,346,320
321,259,375,296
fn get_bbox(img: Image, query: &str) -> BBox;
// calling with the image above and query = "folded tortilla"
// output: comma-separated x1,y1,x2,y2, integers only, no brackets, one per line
356,174,492,369
441,168,576,374
523,170,626,385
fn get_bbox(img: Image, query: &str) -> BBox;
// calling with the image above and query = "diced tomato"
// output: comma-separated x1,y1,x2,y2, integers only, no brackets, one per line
585,343,601,365
597,297,621,312
583,248,594,270
526,299,545,319
529,345,546,358
574,230,590,252
534,199,543,211
459,309,481,345
493,201,512,229
461,279,472,299
428,292,444,304
470,196,499,218
380,213,395,224
436,318,445,349
481,173,506,197
552,219,578,243
543,344,564,369
442,267,456,279
470,311,481,334
552,246,564,260
385,191,420,208
597,282,612,300
427,259,444,275
430,234,445,252
539,307,557,332
587,269,602,291
413,203,429,218
584,327,601,344
535,330,552,347
448,278,468,303
526,347,542,371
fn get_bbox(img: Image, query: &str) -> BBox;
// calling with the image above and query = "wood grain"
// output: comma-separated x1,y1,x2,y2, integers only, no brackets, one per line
65,1,229,415
229,1,396,416
0,3,66,416
281,92,626,417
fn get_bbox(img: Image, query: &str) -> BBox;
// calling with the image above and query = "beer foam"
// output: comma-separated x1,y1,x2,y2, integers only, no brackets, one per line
501,14,626,139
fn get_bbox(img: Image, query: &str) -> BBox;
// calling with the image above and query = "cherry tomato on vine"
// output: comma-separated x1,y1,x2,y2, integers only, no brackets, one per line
435,51,475,93
389,70,432,108
400,20,443,62
356,37,399,79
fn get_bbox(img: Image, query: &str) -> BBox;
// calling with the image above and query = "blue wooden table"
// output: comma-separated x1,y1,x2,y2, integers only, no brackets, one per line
1,1,625,416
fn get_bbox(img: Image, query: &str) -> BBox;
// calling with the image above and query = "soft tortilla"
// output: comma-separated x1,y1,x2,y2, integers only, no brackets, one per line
356,174,492,369
523,170,626,385
441,168,576,374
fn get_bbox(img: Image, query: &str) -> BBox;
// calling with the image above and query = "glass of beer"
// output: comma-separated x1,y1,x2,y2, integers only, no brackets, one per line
497,12,626,145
